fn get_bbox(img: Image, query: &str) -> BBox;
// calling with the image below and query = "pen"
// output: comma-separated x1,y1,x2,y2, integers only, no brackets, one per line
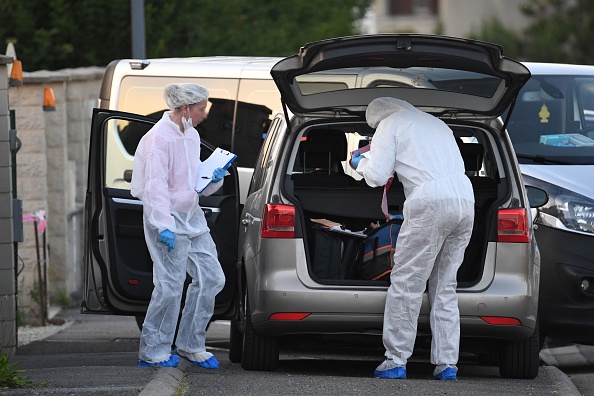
201,176,209,179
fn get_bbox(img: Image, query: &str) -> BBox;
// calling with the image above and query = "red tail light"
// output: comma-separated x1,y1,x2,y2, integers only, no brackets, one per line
480,316,522,326
260,204,295,238
269,312,310,321
497,208,530,243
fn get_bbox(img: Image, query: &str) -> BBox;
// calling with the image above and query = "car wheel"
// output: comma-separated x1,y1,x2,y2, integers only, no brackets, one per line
229,319,243,363
498,321,540,379
478,352,498,366
538,327,547,351
241,291,279,371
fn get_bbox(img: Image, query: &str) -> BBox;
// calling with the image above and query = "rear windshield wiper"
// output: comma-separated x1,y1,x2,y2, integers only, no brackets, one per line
515,154,574,165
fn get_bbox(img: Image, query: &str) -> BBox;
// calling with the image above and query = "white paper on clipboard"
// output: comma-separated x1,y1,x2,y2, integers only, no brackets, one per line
195,147,237,193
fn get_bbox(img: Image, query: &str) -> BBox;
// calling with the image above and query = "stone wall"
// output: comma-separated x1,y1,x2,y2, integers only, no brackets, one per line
7,67,104,320
0,55,16,355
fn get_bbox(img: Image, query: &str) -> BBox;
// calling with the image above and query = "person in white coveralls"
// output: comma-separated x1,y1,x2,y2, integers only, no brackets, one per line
131,83,227,369
352,97,475,381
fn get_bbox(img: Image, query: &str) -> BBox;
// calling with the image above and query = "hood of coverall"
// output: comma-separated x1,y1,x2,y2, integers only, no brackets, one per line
366,97,418,128
270,34,530,117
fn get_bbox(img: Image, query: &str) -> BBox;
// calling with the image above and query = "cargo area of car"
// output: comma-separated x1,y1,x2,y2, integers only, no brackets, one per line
287,123,501,287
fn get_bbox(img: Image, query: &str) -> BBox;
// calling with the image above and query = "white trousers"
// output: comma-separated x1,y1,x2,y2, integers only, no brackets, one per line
139,225,225,363
382,186,474,367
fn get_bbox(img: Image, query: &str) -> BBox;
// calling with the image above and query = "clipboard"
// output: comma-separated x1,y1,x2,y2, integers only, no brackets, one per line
195,147,237,193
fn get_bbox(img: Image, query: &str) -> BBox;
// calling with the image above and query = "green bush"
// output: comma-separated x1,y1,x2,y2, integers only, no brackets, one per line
56,291,71,307
0,349,35,389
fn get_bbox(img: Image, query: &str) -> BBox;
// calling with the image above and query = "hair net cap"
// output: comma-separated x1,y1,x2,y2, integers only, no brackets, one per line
366,97,416,128
163,83,209,110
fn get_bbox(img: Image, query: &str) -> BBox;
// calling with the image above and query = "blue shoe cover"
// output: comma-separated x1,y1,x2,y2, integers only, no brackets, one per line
374,366,406,379
174,348,219,369
137,354,179,368
434,367,457,380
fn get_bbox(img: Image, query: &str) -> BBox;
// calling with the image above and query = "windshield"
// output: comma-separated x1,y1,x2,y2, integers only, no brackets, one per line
295,67,503,97
505,74,594,165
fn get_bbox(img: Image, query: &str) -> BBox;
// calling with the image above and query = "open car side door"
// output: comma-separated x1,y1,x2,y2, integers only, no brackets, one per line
82,109,239,320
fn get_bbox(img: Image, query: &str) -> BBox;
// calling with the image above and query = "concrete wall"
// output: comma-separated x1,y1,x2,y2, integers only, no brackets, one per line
0,54,16,355
7,67,104,320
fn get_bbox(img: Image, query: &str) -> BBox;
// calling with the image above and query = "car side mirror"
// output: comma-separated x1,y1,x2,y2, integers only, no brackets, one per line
526,186,548,208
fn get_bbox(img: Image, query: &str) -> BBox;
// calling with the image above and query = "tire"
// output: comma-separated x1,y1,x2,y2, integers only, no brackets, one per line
229,319,243,363
478,352,498,366
538,327,547,351
241,292,279,371
499,321,540,379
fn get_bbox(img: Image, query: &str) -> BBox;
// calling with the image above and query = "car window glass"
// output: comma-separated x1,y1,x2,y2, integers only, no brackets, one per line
506,75,594,164
118,76,236,117
250,117,281,194
116,76,238,161
117,76,283,170
105,118,153,189
294,67,503,98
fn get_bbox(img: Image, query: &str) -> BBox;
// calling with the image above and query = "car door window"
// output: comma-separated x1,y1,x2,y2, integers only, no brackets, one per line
578,79,594,132
250,117,282,194
105,118,153,189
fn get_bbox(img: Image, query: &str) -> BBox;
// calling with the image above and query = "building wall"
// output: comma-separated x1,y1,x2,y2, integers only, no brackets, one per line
0,54,16,355
440,0,530,38
7,67,103,319
373,0,529,37
374,0,437,34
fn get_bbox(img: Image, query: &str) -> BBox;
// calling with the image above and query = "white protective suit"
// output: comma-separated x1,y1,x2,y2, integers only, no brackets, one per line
131,111,225,364
357,97,475,374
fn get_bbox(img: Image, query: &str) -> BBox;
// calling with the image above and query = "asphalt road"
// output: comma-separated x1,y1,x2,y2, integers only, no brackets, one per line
3,308,589,395
190,321,583,396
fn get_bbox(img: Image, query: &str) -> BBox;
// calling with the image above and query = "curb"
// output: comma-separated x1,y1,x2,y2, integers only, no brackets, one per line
542,366,582,396
139,366,185,396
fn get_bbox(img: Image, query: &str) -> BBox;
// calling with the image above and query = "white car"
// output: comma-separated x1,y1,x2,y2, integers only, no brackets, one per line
505,62,594,345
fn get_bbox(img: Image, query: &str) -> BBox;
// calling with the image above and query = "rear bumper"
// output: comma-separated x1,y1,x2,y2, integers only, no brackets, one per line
249,276,536,342
247,239,537,343
253,310,534,342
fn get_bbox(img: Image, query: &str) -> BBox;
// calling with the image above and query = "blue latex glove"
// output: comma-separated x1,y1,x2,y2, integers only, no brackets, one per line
212,167,225,183
158,229,175,252
350,151,366,169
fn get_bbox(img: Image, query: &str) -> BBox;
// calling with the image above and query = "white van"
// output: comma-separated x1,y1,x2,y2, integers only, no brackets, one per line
97,56,283,203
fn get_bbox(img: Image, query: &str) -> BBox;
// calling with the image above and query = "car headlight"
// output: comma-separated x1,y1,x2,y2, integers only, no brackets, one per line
524,175,594,234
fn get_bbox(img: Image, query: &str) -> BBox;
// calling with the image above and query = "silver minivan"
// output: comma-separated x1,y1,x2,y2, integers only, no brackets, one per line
230,34,546,379
82,34,547,380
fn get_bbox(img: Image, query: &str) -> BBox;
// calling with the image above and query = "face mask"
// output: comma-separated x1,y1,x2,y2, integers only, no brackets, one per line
181,108,193,131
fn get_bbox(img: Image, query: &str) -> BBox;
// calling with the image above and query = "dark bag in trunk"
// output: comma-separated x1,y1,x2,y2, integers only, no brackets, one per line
357,216,403,282
311,225,363,280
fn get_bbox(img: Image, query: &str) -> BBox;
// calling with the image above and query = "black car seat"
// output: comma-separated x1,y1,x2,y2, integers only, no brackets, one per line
457,140,484,177
293,128,356,187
